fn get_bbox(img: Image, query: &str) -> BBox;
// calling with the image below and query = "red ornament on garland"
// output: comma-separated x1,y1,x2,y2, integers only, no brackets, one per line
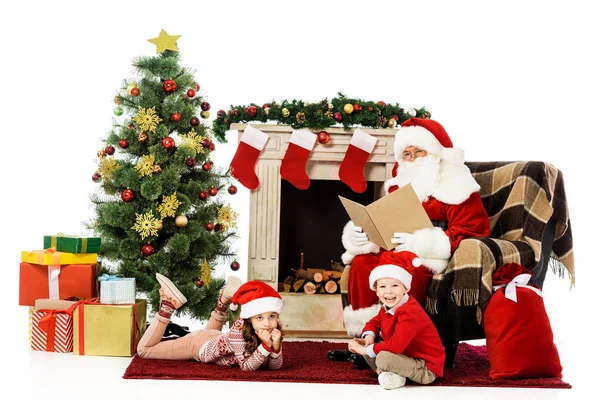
317,131,330,144
208,187,218,196
333,112,342,122
217,110,225,117
161,137,175,150
195,279,204,288
187,89,196,98
262,103,270,109
202,162,211,171
376,101,386,108
206,222,214,231
198,191,208,201
163,80,177,93
186,157,196,168
231,109,239,117
228,185,238,195
171,112,181,122
201,138,210,148
230,261,240,271
130,87,140,97
246,105,257,117
353,103,362,112
209,142,215,151
92,173,100,182
128,123,135,129
201,102,211,111
119,139,129,149
121,189,134,202
141,244,154,256
214,223,223,232
104,145,115,155
190,116,200,127
195,83,200,91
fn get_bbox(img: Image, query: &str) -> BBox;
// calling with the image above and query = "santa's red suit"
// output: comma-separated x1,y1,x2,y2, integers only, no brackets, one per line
340,117,491,336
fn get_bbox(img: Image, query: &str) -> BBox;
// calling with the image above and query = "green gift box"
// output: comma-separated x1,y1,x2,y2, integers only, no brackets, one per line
43,234,101,254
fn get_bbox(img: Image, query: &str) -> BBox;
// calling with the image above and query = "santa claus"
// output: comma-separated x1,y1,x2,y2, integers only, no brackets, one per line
328,117,490,364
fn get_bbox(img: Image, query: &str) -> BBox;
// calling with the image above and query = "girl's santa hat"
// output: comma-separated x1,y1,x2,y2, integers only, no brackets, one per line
369,251,422,291
230,280,283,319
394,117,465,165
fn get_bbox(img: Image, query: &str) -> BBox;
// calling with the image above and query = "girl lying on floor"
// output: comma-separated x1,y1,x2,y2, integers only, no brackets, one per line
137,274,284,371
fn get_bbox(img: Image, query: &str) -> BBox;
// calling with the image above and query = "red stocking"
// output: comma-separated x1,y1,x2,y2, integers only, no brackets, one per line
229,126,269,190
280,129,317,190
338,129,377,193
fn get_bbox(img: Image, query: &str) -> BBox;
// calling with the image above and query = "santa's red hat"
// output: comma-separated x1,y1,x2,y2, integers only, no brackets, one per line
394,117,464,165
230,280,283,319
369,251,422,291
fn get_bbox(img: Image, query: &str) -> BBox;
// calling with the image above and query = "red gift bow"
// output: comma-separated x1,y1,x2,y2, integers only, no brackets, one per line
66,298,139,355
36,309,60,352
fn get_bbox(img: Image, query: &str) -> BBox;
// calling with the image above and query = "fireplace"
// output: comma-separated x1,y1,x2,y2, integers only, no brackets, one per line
230,123,397,337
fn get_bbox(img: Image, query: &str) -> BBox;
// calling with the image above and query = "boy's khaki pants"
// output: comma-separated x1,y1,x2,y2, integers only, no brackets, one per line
364,351,436,384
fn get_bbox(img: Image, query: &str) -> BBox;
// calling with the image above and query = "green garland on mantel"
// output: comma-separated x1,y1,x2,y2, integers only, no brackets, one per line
212,93,431,142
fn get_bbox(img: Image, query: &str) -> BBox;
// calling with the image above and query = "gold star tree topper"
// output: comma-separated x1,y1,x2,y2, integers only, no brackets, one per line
148,30,181,54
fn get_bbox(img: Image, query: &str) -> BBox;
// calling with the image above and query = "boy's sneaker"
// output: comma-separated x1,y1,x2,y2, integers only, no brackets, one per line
378,372,406,390
156,273,187,309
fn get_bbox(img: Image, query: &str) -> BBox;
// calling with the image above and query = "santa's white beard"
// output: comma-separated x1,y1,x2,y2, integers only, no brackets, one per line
394,155,441,201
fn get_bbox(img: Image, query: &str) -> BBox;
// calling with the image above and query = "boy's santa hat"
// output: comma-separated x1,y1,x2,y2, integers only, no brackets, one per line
394,117,465,165
369,251,422,291
230,280,283,319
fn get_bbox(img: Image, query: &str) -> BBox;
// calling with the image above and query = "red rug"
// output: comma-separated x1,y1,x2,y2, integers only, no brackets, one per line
123,341,571,388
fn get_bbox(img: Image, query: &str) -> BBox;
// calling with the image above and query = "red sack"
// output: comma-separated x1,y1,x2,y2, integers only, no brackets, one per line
483,262,562,379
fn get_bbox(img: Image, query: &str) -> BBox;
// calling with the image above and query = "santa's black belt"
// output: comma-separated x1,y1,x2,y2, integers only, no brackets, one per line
431,220,448,230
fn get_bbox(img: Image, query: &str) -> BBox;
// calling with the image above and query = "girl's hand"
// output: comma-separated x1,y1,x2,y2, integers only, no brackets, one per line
257,329,273,348
270,329,282,351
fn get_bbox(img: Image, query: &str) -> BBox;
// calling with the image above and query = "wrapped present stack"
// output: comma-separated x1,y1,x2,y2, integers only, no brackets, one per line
20,234,146,357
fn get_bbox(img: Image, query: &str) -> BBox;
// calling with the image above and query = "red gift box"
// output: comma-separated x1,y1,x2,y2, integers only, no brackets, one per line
31,309,73,353
483,262,562,379
19,262,97,306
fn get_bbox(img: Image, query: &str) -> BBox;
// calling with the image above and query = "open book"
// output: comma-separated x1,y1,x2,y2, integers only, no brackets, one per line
339,184,433,250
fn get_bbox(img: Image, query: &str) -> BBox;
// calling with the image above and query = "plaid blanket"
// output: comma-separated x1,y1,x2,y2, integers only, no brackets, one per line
425,161,574,322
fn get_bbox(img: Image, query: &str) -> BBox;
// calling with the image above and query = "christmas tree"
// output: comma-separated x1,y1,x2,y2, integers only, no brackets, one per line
88,30,238,320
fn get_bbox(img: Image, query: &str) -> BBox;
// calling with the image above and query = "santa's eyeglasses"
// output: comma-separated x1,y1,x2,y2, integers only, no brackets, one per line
401,148,428,161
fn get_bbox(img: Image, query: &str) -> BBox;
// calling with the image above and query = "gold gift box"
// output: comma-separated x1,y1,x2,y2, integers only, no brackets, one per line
72,299,146,357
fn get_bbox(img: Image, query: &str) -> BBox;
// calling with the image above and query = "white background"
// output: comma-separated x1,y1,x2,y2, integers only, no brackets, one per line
1,1,597,399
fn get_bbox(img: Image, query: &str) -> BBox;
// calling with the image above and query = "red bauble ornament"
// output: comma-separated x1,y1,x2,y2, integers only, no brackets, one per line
141,244,154,256
195,279,204,288
368,106,373,111
209,142,215,151
190,116,200,126
246,105,257,117
214,223,223,232
262,103,270,109
201,138,210,148
228,185,238,195
392,114,399,122
317,131,330,144
119,139,129,149
163,80,177,93
128,123,135,129
231,109,239,117
195,83,200,90
130,87,140,97
121,189,134,202
186,157,196,168
206,222,214,231
171,112,181,122
187,89,196,98
201,102,211,111
104,145,115,155
92,173,100,182
376,101,386,108
333,112,342,122
198,191,208,201
208,187,218,196
230,261,240,271
217,110,225,117
202,162,211,171
353,103,362,112
161,137,175,150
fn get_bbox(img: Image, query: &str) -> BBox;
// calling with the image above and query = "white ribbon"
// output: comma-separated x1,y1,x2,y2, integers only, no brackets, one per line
47,265,61,300
492,273,542,303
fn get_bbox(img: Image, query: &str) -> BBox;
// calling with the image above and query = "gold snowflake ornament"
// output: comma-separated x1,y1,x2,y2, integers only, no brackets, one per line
135,154,156,177
180,129,206,155
133,106,162,133
132,211,161,240
217,204,238,230
97,157,119,179
200,258,212,286
157,192,183,219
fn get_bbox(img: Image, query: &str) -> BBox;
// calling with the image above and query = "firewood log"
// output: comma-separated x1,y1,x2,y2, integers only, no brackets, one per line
304,281,317,295
330,260,346,273
324,280,338,294
283,276,294,292
293,278,306,292
293,268,323,283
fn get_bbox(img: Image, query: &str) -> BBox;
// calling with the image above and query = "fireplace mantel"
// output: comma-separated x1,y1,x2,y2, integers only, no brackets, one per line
230,123,398,337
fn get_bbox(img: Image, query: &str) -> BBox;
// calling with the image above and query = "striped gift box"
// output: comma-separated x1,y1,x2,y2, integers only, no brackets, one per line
30,310,73,353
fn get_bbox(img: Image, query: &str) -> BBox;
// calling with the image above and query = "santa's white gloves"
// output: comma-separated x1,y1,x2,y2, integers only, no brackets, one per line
391,232,414,252
341,221,380,265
